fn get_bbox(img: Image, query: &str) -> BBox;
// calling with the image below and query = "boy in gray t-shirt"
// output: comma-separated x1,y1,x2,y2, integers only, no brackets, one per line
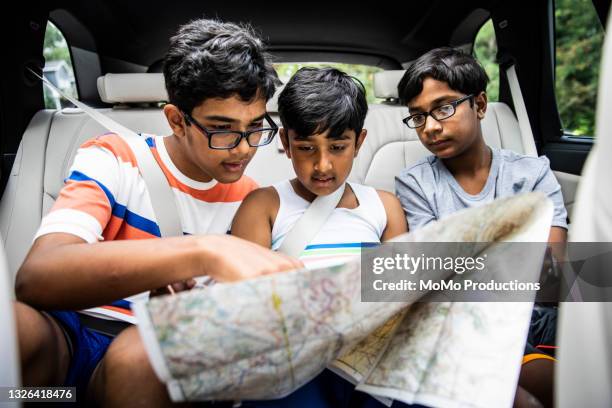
394,47,566,408
394,48,567,245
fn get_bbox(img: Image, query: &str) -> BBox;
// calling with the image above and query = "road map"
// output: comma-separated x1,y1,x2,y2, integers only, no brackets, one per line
134,192,553,407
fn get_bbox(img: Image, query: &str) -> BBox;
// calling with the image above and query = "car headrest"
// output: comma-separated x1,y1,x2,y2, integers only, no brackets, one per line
97,73,168,103
373,70,406,99
98,73,287,111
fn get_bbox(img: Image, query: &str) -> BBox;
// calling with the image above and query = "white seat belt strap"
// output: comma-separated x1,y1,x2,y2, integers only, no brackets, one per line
278,183,346,258
506,64,538,157
30,68,183,237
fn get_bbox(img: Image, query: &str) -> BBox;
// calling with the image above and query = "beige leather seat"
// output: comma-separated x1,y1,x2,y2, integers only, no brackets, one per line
0,237,20,394
0,80,171,279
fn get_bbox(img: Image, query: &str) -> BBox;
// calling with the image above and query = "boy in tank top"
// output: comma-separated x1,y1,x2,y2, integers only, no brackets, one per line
230,66,409,408
232,67,408,269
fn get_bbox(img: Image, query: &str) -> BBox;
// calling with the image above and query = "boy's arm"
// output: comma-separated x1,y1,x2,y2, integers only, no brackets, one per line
533,158,569,232
231,187,279,248
378,190,408,241
16,135,301,310
549,227,567,244
532,159,569,257
395,173,437,230
16,232,302,310
548,227,568,267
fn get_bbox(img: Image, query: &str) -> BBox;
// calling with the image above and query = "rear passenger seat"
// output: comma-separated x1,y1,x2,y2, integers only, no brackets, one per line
0,70,570,281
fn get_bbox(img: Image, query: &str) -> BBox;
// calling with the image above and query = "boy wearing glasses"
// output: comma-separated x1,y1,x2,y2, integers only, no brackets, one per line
395,47,566,407
396,47,567,239
14,18,301,406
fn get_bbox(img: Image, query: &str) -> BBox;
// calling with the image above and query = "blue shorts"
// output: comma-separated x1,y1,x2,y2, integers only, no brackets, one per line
48,311,112,394
525,305,557,357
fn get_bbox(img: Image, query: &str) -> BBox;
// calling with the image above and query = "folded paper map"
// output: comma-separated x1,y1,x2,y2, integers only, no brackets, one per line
133,192,553,407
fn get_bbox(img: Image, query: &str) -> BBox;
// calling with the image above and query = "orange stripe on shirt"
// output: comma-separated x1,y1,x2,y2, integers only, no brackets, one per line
102,215,126,240
51,179,112,227
100,305,134,316
81,133,138,167
112,222,158,240
149,146,258,202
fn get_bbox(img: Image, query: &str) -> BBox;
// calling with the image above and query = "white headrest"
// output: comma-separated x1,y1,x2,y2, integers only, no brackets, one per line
97,73,168,103
373,70,406,99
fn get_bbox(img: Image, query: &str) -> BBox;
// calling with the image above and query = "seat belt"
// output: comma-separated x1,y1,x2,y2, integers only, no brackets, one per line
29,68,183,237
277,183,346,258
505,63,538,157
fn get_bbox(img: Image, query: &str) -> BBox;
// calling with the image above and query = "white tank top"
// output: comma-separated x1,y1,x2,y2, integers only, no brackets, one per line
271,180,387,269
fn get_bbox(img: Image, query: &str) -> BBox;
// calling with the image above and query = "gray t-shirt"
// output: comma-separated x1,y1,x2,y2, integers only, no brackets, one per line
395,148,568,231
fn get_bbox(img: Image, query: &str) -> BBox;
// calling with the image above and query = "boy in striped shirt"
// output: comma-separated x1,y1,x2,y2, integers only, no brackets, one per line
14,18,300,406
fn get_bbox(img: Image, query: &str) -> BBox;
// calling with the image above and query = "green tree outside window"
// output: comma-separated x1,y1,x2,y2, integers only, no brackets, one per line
274,63,383,104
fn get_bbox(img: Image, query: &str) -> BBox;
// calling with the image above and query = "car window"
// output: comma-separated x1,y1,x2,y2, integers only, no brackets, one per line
274,63,384,104
555,0,604,137
43,21,78,109
474,19,499,102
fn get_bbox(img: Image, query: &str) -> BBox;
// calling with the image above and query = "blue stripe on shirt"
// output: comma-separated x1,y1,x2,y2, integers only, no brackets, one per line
110,299,132,310
123,208,161,237
67,170,116,208
66,170,161,237
304,242,380,250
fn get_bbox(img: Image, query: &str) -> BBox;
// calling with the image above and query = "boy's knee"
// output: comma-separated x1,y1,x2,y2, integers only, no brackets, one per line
15,302,55,360
94,327,170,407
103,327,151,374
14,301,69,385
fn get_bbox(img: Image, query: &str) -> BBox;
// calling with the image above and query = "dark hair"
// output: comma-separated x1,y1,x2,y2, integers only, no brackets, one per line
398,47,489,105
278,67,368,139
163,18,279,113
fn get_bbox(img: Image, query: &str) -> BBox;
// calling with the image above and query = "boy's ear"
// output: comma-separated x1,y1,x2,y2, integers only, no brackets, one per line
279,128,292,158
475,92,488,120
354,129,368,157
164,104,187,138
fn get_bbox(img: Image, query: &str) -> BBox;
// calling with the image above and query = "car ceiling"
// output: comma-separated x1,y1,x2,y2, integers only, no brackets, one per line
51,0,502,69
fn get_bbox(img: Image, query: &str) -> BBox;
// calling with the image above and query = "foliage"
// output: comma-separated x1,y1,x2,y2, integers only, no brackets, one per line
43,22,76,108
475,1,604,136
474,19,499,102
44,22,71,66
555,0,604,136
274,63,383,104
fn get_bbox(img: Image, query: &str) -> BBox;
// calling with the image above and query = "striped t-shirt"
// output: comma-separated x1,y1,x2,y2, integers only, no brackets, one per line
35,133,258,322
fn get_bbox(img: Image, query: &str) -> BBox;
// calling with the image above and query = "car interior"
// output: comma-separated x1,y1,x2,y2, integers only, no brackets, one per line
1,0,611,405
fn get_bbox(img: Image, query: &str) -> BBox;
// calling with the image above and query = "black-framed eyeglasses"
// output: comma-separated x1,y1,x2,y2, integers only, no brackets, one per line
182,112,279,150
402,94,474,129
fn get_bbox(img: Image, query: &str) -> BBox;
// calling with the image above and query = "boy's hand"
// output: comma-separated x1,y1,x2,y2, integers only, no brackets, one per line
197,235,304,282
149,278,197,297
